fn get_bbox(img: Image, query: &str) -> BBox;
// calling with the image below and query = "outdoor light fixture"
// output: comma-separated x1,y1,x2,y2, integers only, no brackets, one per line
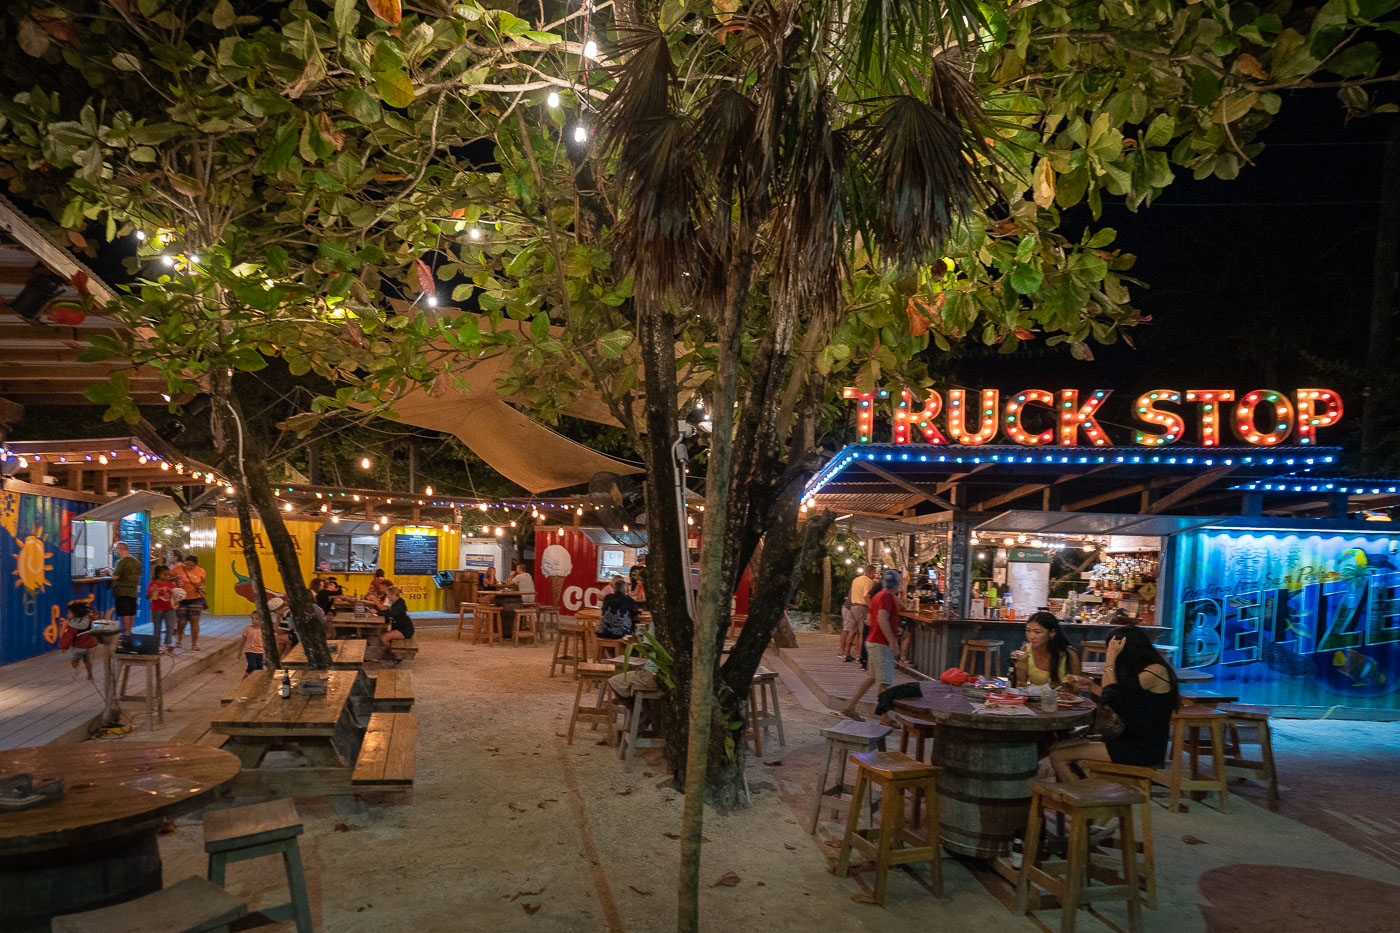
360,457,371,469
573,124,588,143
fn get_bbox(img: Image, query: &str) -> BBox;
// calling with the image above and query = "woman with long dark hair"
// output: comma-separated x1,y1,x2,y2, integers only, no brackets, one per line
1018,611,1081,686
1050,625,1179,780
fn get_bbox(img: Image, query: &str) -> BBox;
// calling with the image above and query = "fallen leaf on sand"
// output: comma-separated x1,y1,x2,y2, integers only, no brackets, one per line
510,887,546,901
537,799,558,808
616,787,633,796
1182,834,1208,845
663,832,679,839
486,747,501,754
712,871,741,888
784,843,797,851
333,823,351,833
765,760,783,766
629,886,652,896
508,803,526,813
756,882,766,887
522,903,541,915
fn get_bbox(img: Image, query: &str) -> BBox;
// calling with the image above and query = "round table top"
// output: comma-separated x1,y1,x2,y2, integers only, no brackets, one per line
1174,669,1215,684
0,742,240,854
895,683,1095,732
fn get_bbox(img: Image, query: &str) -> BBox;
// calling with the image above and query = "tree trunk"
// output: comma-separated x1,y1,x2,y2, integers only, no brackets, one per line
234,493,281,669
1362,121,1400,468
821,555,833,633
209,368,331,669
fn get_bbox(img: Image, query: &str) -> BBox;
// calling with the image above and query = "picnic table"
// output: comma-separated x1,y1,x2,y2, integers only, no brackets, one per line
894,682,1093,859
0,742,239,931
329,610,387,639
211,668,415,796
281,638,367,670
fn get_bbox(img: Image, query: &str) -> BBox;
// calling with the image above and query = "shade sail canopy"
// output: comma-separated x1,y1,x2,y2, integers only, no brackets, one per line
973,510,1222,538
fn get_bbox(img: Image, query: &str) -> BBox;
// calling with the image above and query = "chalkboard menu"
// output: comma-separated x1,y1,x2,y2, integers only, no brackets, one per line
393,534,439,575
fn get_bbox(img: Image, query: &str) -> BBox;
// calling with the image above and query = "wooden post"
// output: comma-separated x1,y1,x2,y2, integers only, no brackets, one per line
407,440,419,494
307,440,321,486
821,555,833,633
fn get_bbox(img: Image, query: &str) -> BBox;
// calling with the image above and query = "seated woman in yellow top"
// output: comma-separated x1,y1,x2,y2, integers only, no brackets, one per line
1017,611,1082,686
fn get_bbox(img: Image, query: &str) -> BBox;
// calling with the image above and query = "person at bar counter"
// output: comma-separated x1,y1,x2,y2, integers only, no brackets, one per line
841,564,877,663
379,585,415,648
1013,611,1081,687
840,569,901,722
111,541,141,634
1048,626,1178,780
597,576,640,638
507,562,536,603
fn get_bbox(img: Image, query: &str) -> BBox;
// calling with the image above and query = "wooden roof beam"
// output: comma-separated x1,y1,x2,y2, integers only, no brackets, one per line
858,460,957,511
1062,477,1174,512
1147,466,1235,514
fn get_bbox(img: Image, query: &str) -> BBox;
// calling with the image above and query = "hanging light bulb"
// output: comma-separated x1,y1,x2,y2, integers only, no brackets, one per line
424,485,433,496
320,504,328,512
331,514,340,524
495,527,504,537
687,516,694,526
97,454,108,465
225,485,235,495
135,230,146,240
622,524,630,533
469,227,482,241
531,508,539,519
283,503,292,512
372,523,380,531
583,39,597,59
380,515,389,525
546,91,560,108
360,457,371,469
160,255,174,267
573,124,587,144
426,294,439,307
478,502,488,511
509,520,517,527
556,527,564,537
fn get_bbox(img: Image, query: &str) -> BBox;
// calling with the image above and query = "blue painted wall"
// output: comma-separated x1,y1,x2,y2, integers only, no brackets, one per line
0,490,148,665
1169,528,1400,708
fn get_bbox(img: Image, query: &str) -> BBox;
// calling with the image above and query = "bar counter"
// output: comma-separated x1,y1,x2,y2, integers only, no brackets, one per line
901,610,1169,679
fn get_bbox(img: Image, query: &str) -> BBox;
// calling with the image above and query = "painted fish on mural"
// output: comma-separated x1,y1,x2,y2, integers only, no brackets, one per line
1333,648,1387,687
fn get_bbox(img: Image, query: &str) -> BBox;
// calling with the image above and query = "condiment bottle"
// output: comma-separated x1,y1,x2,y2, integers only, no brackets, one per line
279,670,292,698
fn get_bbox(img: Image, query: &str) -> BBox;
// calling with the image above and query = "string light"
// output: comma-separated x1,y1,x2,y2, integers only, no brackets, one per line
373,523,380,531
160,255,174,267
495,527,504,536
135,230,146,240
947,389,999,445
546,91,560,108
583,39,597,59
225,486,235,494
1132,390,1183,446
97,454,108,465
426,294,439,307
380,515,389,524
331,514,340,524
1004,390,1055,445
360,457,371,469
572,124,588,144
478,503,488,511
283,503,292,512
424,485,433,496
468,227,482,240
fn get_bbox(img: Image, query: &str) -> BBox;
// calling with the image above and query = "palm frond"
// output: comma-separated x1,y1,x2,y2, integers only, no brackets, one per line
599,26,677,162
611,114,706,298
848,0,987,79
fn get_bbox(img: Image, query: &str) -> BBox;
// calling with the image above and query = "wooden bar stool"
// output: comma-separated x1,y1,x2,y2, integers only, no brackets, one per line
835,751,943,905
749,667,786,757
551,621,584,678
808,719,892,833
567,662,617,746
203,799,314,933
1221,704,1280,808
1083,761,1158,909
615,685,664,771
513,608,539,646
1081,640,1108,664
456,602,477,640
473,605,503,646
1156,707,1231,813
958,639,1003,678
894,713,937,824
118,654,164,729
536,606,560,642
51,876,247,933
1016,779,1144,933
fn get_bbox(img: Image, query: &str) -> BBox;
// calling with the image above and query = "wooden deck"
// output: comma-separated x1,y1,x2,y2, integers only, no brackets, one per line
0,615,244,750
773,632,920,714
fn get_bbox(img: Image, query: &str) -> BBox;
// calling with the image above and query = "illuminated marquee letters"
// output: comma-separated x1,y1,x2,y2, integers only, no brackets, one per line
848,386,1343,447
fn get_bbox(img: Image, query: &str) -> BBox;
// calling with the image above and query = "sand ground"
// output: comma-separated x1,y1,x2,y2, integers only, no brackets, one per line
131,626,1400,932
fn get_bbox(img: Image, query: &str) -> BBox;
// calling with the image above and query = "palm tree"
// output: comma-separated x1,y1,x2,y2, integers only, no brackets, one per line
596,2,996,928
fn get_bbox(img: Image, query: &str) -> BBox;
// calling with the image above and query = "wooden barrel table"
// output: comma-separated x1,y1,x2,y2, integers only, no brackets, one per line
0,742,240,931
894,683,1092,859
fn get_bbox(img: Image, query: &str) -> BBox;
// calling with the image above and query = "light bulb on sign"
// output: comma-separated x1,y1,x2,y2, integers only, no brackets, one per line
546,91,560,108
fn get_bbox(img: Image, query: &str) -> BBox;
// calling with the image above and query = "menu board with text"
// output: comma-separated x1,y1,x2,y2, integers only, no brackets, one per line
393,534,439,576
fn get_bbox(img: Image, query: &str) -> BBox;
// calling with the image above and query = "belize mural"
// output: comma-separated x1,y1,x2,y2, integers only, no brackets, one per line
0,490,101,665
1170,530,1400,708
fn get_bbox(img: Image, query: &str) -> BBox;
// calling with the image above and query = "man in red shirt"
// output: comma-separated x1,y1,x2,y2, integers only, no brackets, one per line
840,570,901,721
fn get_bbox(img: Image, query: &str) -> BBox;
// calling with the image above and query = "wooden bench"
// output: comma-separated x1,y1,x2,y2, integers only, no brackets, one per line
351,712,417,792
372,669,415,712
172,720,230,749
384,638,418,661
51,876,246,933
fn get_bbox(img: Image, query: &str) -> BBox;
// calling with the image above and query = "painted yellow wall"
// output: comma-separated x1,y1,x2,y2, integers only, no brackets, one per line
194,515,318,616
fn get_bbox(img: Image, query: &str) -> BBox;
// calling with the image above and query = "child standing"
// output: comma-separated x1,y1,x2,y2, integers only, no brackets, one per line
62,600,99,680
146,566,178,653
241,611,266,676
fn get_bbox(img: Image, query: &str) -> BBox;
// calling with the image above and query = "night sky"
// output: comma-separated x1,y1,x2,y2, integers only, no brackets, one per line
949,90,1395,459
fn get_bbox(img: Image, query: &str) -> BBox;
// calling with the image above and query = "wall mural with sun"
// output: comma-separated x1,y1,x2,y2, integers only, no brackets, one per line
0,489,97,665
